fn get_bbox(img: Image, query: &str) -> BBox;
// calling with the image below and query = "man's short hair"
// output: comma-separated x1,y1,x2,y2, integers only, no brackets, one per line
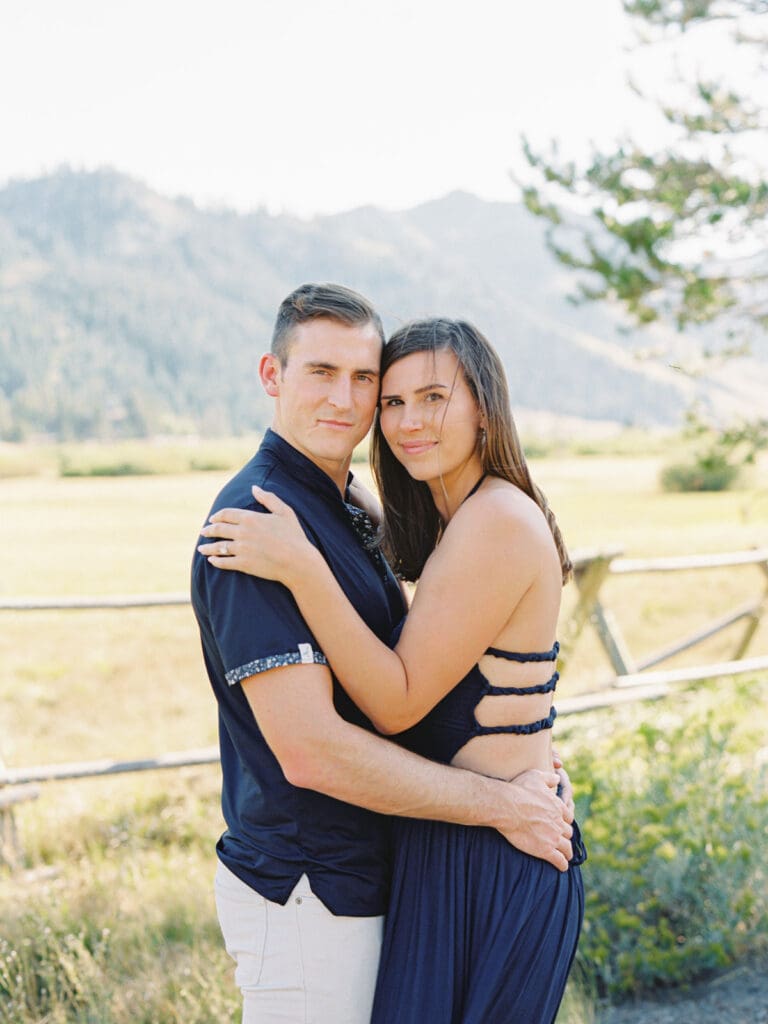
271,283,385,365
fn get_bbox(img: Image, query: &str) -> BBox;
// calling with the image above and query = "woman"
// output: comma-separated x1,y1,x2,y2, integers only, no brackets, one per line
199,318,585,1023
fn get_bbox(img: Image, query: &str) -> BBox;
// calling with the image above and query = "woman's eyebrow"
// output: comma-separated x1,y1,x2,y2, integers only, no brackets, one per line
380,382,449,400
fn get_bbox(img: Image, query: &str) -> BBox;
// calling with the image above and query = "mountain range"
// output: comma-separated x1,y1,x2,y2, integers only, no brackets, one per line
1,168,765,441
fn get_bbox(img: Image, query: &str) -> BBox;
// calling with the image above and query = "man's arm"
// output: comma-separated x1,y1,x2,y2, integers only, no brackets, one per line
243,662,574,872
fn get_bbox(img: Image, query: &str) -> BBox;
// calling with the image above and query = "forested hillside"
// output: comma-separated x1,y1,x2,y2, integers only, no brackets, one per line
1,168,763,440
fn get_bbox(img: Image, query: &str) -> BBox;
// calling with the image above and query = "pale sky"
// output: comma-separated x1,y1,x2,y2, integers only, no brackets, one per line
0,0,758,218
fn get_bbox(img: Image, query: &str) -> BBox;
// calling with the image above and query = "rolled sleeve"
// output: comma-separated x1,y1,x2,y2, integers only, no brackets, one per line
202,552,327,688
225,646,327,686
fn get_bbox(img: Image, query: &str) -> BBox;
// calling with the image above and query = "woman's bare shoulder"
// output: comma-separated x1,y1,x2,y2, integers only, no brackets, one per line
434,480,550,582
459,477,550,540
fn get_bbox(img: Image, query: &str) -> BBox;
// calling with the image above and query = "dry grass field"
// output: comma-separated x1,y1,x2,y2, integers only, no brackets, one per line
2,451,766,767
0,445,766,1023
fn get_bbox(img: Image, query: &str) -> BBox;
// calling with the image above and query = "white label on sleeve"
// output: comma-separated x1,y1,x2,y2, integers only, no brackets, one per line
298,643,314,664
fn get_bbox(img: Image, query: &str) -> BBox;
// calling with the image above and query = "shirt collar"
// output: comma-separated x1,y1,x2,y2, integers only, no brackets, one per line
261,428,380,553
261,428,354,505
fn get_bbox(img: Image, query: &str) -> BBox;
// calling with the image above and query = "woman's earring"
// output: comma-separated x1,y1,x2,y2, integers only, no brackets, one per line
479,427,487,449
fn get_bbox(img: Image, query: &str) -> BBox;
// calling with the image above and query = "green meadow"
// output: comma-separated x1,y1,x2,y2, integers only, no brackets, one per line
1,441,766,1023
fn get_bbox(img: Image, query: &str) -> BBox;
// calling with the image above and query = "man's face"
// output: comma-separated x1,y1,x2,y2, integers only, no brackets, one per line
265,317,382,483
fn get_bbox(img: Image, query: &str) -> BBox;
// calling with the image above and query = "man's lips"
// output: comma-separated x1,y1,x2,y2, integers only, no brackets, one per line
317,419,355,429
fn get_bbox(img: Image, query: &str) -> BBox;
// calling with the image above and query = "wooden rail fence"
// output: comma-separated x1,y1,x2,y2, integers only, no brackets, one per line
2,546,767,867
557,546,768,714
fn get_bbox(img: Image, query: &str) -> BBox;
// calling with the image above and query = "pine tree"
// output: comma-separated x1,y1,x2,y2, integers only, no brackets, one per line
521,0,768,484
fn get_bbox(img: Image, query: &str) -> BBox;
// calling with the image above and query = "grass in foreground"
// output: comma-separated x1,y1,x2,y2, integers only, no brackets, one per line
3,675,766,1023
1,452,767,1021
1,771,237,1024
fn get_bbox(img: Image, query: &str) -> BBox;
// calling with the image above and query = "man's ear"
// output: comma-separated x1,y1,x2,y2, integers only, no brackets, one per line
259,353,281,396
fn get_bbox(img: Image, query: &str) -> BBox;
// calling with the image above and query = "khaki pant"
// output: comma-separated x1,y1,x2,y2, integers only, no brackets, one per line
214,861,384,1023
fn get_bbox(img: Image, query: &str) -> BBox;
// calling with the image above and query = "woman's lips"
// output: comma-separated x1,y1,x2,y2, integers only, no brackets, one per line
399,440,437,455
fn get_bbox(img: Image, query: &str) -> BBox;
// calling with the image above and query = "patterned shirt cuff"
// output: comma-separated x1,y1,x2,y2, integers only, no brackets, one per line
226,646,328,686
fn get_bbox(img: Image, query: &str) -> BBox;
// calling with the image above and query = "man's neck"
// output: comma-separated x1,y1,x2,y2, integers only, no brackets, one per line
269,423,351,495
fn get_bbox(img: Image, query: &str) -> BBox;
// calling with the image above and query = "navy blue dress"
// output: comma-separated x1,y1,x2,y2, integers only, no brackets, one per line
370,640,586,1024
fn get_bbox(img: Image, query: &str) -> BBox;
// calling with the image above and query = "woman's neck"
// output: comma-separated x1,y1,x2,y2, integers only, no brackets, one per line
428,462,486,523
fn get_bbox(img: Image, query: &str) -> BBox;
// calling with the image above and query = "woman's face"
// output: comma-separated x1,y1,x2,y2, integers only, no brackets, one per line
379,348,483,486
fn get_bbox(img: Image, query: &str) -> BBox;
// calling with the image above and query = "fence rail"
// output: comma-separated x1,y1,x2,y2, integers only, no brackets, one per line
2,546,767,867
0,747,220,787
0,593,190,611
561,546,768,678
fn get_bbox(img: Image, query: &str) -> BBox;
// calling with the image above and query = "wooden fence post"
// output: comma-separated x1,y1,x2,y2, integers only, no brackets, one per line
559,548,622,671
0,754,39,870
589,601,637,676
732,558,768,661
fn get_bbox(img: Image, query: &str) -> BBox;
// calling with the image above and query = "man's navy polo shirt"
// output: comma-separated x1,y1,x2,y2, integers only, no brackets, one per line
191,429,405,917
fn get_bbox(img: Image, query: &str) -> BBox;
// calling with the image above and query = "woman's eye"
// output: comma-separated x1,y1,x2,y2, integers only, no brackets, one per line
425,392,444,402
382,398,403,407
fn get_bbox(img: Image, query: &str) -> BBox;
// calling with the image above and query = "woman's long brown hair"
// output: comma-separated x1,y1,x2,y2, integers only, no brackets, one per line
371,318,572,584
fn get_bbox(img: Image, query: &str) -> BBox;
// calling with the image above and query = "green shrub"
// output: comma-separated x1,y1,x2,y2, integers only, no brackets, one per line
60,458,155,477
568,695,768,995
660,458,739,492
520,437,555,459
52,437,262,478
188,457,232,472
660,411,768,492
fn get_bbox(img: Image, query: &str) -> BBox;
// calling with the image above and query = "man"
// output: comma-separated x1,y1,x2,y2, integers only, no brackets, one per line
191,283,574,1024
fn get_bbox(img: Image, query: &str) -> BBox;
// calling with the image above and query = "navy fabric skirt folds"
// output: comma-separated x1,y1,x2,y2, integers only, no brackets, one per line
370,817,584,1024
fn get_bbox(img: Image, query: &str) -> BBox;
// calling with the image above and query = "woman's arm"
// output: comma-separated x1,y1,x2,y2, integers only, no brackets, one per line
199,484,544,733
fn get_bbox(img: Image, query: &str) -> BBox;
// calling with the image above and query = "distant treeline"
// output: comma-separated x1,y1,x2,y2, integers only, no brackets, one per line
0,168,703,441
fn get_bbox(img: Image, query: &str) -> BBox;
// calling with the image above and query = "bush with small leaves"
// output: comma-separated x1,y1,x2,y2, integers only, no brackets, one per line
568,692,768,995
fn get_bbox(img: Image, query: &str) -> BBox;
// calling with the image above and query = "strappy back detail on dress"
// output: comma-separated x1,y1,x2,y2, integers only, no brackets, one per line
395,634,560,765
472,641,559,739
392,477,561,765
